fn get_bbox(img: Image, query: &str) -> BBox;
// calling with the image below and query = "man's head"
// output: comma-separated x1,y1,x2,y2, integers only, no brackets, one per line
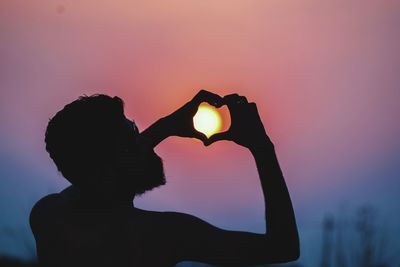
45,94,165,198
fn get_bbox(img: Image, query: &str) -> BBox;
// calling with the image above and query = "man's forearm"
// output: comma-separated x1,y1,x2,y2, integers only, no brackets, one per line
250,144,299,255
140,117,172,148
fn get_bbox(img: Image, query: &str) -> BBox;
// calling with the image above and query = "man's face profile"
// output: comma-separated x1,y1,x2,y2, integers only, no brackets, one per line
45,94,166,198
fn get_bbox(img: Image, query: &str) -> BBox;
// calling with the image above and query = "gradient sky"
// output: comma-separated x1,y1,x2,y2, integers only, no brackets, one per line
1,1,400,266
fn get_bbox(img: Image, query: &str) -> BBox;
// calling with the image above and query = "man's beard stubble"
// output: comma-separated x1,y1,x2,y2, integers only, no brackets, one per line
134,152,166,196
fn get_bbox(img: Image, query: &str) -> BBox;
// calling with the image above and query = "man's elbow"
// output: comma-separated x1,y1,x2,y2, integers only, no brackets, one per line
284,238,300,262
286,245,300,261
271,236,300,262
272,247,300,263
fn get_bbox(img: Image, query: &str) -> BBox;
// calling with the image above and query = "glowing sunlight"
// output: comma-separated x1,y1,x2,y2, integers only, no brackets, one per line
193,103,222,138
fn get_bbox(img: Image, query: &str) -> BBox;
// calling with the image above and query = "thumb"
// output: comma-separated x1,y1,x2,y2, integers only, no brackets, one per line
205,131,230,146
192,130,208,144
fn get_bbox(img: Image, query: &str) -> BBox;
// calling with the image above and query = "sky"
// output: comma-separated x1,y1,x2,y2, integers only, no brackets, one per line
1,1,400,266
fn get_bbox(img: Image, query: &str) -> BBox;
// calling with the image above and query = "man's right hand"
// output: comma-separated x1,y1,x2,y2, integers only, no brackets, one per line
205,94,274,152
140,90,223,147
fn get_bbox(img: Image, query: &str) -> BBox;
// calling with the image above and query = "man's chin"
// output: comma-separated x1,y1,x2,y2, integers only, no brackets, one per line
134,154,166,195
148,168,166,189
134,175,165,196
149,154,166,188
135,168,166,195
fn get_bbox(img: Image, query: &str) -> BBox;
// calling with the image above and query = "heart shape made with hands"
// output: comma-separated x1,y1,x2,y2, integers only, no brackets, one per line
193,102,231,138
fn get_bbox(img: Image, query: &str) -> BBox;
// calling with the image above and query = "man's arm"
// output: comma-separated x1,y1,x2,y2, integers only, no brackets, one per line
141,92,299,265
251,143,300,258
161,146,298,266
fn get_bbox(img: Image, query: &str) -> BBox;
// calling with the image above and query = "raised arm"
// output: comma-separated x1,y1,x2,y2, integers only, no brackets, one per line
250,143,300,258
206,94,299,258
140,91,299,266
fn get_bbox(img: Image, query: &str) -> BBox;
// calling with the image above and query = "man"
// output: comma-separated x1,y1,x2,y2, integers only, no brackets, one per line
30,90,299,266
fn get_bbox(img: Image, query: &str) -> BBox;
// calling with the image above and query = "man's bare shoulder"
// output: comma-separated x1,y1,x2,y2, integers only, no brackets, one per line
29,194,60,223
29,193,63,233
30,193,63,217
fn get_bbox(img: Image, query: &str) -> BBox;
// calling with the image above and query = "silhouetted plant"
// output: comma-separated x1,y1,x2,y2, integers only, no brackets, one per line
319,204,396,267
0,226,37,266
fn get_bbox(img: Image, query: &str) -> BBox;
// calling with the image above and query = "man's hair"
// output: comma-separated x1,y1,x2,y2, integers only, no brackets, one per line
45,94,128,187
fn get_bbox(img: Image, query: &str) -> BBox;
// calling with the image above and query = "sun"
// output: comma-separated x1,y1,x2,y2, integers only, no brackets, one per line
193,103,222,138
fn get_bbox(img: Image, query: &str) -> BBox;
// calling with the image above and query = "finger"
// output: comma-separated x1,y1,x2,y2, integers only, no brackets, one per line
223,94,248,116
248,102,257,111
223,93,240,104
204,131,231,146
224,94,248,105
192,130,208,143
237,96,248,104
193,89,224,107
224,94,248,111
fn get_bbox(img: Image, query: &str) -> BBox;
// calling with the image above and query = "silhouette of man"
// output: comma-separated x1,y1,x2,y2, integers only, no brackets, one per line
30,90,299,267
